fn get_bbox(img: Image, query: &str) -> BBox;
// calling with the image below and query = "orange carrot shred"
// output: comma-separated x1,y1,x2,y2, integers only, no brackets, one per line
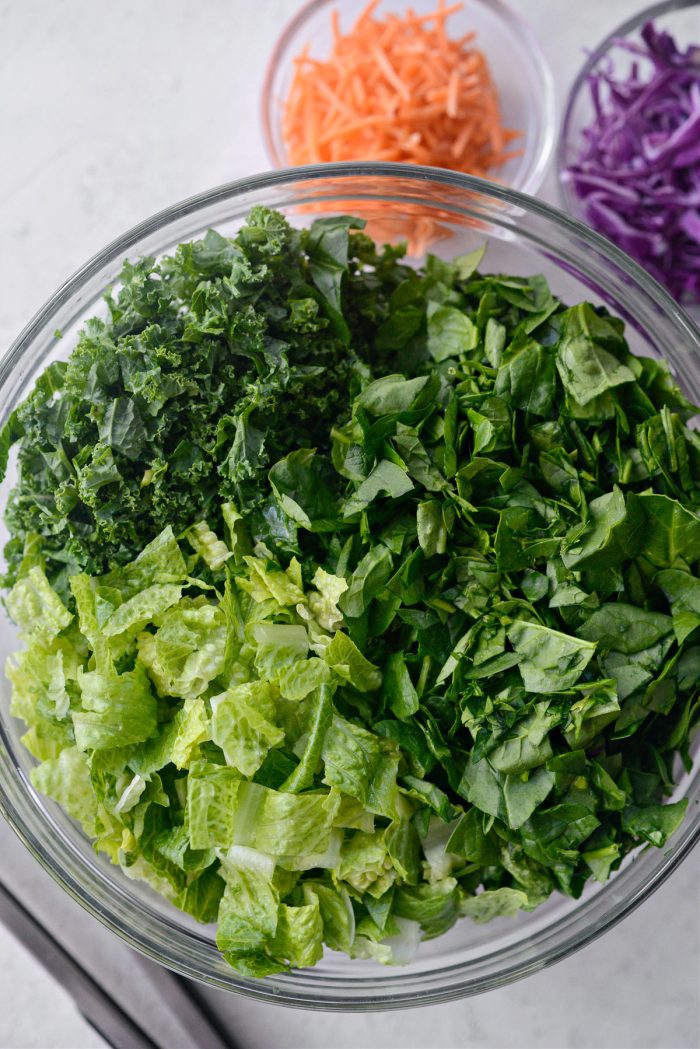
372,45,411,101
446,70,460,118
354,0,382,32
281,1,518,182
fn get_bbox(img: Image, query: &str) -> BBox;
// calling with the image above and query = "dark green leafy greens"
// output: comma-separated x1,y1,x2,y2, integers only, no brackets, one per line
0,210,410,598
3,209,699,977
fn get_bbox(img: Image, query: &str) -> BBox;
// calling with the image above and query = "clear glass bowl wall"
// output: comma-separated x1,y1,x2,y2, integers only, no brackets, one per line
0,165,698,1010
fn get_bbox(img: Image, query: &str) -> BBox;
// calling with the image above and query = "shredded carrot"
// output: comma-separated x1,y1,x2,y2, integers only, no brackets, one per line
446,70,460,118
285,0,510,255
281,1,522,178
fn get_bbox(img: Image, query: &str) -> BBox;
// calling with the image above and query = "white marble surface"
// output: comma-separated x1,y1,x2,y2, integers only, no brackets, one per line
0,1,699,1047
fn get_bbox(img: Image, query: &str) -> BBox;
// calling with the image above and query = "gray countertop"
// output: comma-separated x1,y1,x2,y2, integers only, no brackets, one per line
0,2,699,1047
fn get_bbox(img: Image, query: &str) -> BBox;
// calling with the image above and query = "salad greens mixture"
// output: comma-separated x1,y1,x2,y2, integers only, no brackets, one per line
2,208,698,977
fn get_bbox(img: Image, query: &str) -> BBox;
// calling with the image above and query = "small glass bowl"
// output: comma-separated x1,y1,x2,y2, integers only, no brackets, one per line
1,164,699,1010
261,0,555,195
558,0,700,304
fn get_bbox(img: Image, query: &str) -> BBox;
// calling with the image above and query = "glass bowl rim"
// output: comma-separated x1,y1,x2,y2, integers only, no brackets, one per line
4,159,698,388
259,0,557,196
557,0,700,216
1,161,699,1010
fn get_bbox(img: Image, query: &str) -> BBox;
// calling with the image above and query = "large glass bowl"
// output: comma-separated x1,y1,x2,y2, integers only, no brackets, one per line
261,0,555,195
0,164,698,1010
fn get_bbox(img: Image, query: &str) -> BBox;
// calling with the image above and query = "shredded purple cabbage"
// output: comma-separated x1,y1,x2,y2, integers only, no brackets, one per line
563,21,700,302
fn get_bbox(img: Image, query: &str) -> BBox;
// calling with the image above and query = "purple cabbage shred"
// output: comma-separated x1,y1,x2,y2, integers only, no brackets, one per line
563,20,700,302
